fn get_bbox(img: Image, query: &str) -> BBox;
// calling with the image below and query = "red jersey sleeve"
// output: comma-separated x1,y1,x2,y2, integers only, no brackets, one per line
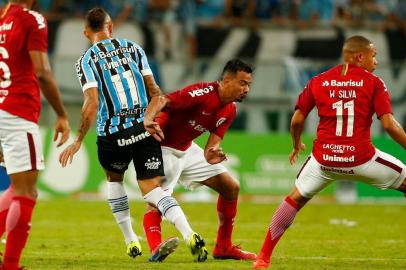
373,77,392,118
212,104,237,139
295,80,316,117
26,11,48,52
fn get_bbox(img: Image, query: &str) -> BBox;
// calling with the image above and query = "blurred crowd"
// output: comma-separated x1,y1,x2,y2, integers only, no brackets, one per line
1,0,405,61
0,0,404,30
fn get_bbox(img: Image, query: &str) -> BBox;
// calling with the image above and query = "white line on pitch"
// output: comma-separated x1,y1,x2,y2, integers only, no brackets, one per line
289,257,406,261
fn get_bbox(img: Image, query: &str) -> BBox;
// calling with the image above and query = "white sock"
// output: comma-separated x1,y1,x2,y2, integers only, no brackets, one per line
144,187,193,242
107,182,138,245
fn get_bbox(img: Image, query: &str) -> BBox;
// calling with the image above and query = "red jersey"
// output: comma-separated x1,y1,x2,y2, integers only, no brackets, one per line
296,64,392,167
0,4,48,123
157,81,237,151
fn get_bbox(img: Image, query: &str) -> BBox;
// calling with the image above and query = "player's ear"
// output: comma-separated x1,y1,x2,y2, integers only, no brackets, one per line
108,21,113,35
222,73,232,84
83,29,89,39
355,52,364,63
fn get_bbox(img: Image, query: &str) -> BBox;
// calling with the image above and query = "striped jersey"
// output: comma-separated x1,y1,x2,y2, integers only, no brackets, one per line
75,38,152,136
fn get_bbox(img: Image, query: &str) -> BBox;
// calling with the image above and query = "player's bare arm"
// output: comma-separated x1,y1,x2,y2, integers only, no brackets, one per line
59,88,98,167
204,133,227,164
380,113,406,149
144,74,162,98
289,109,306,165
29,50,70,147
143,95,171,142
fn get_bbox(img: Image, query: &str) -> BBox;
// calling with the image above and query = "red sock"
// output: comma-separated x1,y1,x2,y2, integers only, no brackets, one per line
216,196,237,249
258,196,300,263
4,196,36,270
0,186,15,238
143,210,162,252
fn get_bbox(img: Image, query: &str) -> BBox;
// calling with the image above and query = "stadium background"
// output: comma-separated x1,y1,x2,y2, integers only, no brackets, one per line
0,0,405,202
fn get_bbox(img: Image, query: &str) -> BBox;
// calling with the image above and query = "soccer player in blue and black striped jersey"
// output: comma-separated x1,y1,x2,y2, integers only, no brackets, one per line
59,7,208,263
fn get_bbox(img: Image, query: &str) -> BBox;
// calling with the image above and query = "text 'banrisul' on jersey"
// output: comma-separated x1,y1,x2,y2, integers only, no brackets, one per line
76,38,152,136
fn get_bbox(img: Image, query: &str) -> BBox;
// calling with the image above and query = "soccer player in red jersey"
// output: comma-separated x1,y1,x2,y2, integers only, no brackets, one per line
0,1,70,269
143,59,257,261
253,35,406,269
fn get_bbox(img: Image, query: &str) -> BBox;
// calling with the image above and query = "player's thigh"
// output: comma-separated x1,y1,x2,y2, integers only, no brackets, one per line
0,115,44,175
354,149,406,190
295,155,335,198
132,136,164,180
180,142,227,190
97,135,132,174
160,146,184,194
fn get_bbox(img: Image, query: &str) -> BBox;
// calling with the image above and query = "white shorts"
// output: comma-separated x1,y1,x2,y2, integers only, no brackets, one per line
0,109,44,174
296,149,406,198
161,142,228,194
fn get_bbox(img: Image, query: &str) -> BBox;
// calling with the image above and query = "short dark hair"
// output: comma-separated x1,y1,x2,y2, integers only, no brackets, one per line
85,7,109,32
343,35,372,53
221,59,253,79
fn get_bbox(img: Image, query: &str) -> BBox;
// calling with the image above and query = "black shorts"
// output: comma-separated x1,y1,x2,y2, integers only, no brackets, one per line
96,123,164,179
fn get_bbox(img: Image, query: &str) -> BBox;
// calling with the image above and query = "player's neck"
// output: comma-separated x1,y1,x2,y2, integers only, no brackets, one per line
344,62,363,70
218,91,233,105
91,32,111,44
217,83,228,105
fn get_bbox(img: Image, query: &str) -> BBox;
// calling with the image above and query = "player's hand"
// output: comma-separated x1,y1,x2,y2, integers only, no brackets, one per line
144,119,164,142
54,116,70,147
205,146,227,164
59,141,81,167
289,143,305,165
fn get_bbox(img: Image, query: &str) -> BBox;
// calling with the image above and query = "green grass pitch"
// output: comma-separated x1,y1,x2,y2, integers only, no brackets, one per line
16,199,406,269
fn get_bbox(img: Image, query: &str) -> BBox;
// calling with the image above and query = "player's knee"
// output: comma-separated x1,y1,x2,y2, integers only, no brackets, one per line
230,180,240,195
10,170,38,198
222,179,240,200
146,203,159,212
138,177,161,196
26,187,38,199
105,168,125,182
13,185,38,199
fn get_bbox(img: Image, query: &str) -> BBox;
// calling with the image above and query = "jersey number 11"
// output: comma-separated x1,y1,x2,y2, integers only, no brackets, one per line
332,100,354,137
111,70,139,109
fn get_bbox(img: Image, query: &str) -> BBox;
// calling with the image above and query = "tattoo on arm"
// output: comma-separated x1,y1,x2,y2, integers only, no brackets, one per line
148,84,161,97
76,116,91,143
145,76,161,98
